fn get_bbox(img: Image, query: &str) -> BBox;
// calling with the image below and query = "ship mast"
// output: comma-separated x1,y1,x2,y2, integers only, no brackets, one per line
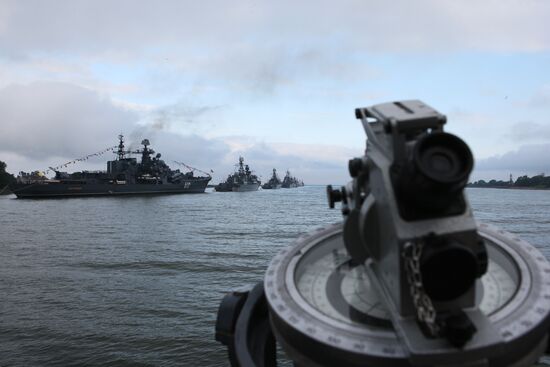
238,156,245,176
117,134,126,160
140,139,154,164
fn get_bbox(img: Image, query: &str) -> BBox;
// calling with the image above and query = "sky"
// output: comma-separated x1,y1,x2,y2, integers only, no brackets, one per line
0,0,549,184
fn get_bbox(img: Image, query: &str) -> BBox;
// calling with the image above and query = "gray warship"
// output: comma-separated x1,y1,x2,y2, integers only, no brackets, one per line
261,168,282,189
214,157,260,192
281,170,304,188
10,135,211,198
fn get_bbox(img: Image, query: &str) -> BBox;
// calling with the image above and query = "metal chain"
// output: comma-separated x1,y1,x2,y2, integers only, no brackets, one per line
402,240,440,337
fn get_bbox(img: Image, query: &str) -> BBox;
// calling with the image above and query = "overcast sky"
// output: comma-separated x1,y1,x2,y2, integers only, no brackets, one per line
0,0,549,184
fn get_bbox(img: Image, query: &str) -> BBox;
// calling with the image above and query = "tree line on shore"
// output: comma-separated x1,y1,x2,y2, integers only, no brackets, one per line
468,174,550,189
0,160,16,194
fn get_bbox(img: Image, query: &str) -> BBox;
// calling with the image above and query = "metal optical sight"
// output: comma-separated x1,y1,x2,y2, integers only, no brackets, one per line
216,100,550,367
333,100,488,347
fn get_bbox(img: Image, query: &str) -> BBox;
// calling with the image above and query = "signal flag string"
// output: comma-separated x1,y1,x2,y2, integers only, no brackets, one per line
44,146,117,175
173,161,213,177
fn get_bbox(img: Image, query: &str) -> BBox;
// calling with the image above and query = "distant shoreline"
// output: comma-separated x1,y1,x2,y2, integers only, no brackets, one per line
469,174,550,191
467,186,550,191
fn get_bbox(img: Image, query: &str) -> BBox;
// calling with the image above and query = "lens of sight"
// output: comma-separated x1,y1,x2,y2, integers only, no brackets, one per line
420,240,479,301
413,132,473,191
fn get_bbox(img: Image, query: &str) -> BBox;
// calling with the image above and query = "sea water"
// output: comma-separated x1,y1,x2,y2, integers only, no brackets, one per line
0,187,549,366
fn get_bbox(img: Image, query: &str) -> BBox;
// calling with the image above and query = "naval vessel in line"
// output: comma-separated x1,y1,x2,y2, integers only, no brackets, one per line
10,135,211,198
262,168,282,189
214,156,261,192
281,170,304,188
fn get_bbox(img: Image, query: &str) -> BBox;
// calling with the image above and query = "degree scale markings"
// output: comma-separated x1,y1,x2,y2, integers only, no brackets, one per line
297,246,517,327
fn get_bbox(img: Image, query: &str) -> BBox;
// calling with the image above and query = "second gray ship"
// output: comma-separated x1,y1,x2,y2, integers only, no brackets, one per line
215,157,261,192
262,168,282,189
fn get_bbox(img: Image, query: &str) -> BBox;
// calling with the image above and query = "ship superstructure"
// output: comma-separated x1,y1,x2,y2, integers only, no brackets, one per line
215,157,261,192
262,168,282,189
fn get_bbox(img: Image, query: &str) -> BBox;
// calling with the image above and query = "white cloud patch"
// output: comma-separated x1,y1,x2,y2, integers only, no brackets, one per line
1,0,548,58
0,0,548,99
0,81,138,159
473,143,550,180
0,81,230,175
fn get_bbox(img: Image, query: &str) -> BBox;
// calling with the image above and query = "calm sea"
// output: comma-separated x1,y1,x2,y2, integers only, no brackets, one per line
1,187,549,366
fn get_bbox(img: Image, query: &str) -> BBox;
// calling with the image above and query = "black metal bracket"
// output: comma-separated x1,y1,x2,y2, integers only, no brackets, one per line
215,282,276,367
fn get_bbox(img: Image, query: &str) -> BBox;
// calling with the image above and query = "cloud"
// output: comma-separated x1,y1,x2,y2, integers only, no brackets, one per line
203,45,376,96
0,81,229,176
123,99,227,152
0,0,548,98
1,0,548,59
2,1,547,105
506,121,550,142
529,85,550,107
0,1,262,59
0,81,138,159
475,143,550,173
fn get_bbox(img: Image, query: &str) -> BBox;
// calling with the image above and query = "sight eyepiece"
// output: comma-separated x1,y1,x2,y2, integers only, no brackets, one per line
393,132,473,219
413,132,473,192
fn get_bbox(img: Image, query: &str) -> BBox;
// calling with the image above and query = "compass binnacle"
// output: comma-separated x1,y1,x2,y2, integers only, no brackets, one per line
265,222,550,365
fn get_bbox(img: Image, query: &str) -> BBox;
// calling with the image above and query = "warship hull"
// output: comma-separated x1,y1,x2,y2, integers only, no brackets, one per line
233,183,260,192
282,183,298,188
262,183,281,189
10,178,210,199
214,183,232,192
